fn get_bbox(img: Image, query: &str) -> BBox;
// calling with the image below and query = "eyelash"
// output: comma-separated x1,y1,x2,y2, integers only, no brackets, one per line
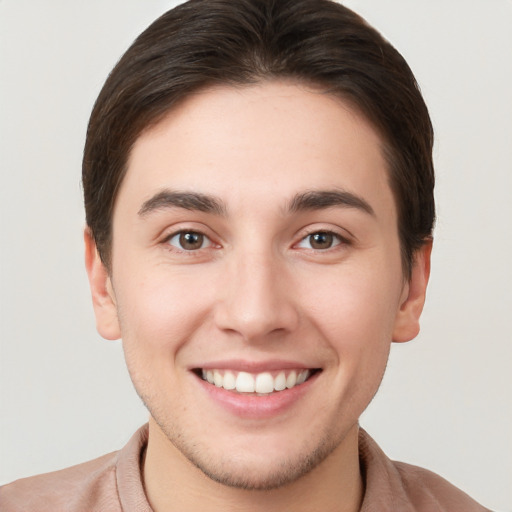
162,228,350,253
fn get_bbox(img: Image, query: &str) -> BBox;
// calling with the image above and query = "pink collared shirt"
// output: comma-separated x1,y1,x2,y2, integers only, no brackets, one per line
0,425,491,511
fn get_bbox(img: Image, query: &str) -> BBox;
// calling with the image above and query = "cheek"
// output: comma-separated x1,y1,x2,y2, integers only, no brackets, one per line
115,270,214,409
300,258,402,391
114,267,214,364
302,264,402,348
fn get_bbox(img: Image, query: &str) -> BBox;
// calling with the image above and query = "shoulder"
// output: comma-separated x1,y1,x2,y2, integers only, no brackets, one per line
358,429,491,512
0,425,149,512
0,451,121,512
393,460,492,512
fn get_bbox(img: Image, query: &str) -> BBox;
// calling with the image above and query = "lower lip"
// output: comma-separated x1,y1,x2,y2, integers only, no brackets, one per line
195,371,320,419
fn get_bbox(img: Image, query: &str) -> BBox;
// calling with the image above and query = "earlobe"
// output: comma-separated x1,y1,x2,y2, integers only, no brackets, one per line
392,239,433,343
84,228,121,340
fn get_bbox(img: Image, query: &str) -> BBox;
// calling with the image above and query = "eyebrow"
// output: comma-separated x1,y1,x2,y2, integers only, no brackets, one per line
138,188,374,218
287,189,375,216
138,190,227,217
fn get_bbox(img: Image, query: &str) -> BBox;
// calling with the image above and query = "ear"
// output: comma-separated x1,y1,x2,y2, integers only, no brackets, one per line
84,228,121,340
392,239,433,343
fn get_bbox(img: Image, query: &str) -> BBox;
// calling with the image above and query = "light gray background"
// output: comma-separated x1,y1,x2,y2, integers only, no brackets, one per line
1,1,511,510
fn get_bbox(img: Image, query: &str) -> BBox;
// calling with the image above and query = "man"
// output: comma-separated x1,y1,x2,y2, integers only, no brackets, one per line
0,0,492,510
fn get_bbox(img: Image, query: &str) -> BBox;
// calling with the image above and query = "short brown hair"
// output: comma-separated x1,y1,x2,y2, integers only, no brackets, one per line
83,0,435,276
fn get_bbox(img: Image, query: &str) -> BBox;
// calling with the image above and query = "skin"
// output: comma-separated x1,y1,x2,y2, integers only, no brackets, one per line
85,81,431,512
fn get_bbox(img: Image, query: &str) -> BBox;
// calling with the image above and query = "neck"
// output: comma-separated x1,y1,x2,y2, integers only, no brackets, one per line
143,418,364,512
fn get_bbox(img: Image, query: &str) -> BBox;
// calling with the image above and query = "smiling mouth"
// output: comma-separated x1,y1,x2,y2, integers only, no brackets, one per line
195,368,320,395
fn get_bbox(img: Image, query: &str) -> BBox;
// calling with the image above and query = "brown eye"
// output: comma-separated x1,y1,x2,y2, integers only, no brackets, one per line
309,232,334,249
168,231,209,251
297,231,342,250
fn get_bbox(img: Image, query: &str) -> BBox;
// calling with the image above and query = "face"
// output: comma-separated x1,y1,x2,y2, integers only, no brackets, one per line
87,81,429,490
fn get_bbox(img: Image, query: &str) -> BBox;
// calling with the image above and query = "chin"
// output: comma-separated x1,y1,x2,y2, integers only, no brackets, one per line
169,425,341,491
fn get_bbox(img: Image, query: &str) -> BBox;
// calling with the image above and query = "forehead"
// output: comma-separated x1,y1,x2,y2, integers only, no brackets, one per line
119,81,393,220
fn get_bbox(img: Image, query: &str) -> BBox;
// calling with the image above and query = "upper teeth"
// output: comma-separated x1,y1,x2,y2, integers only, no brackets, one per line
202,369,311,394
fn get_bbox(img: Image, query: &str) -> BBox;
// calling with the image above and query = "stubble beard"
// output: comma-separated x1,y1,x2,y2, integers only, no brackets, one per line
147,404,346,491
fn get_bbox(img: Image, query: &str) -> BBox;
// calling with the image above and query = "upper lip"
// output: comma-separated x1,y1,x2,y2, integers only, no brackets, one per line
191,359,320,373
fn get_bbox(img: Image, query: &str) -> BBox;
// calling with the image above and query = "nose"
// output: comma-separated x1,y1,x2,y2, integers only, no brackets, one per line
213,249,299,343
